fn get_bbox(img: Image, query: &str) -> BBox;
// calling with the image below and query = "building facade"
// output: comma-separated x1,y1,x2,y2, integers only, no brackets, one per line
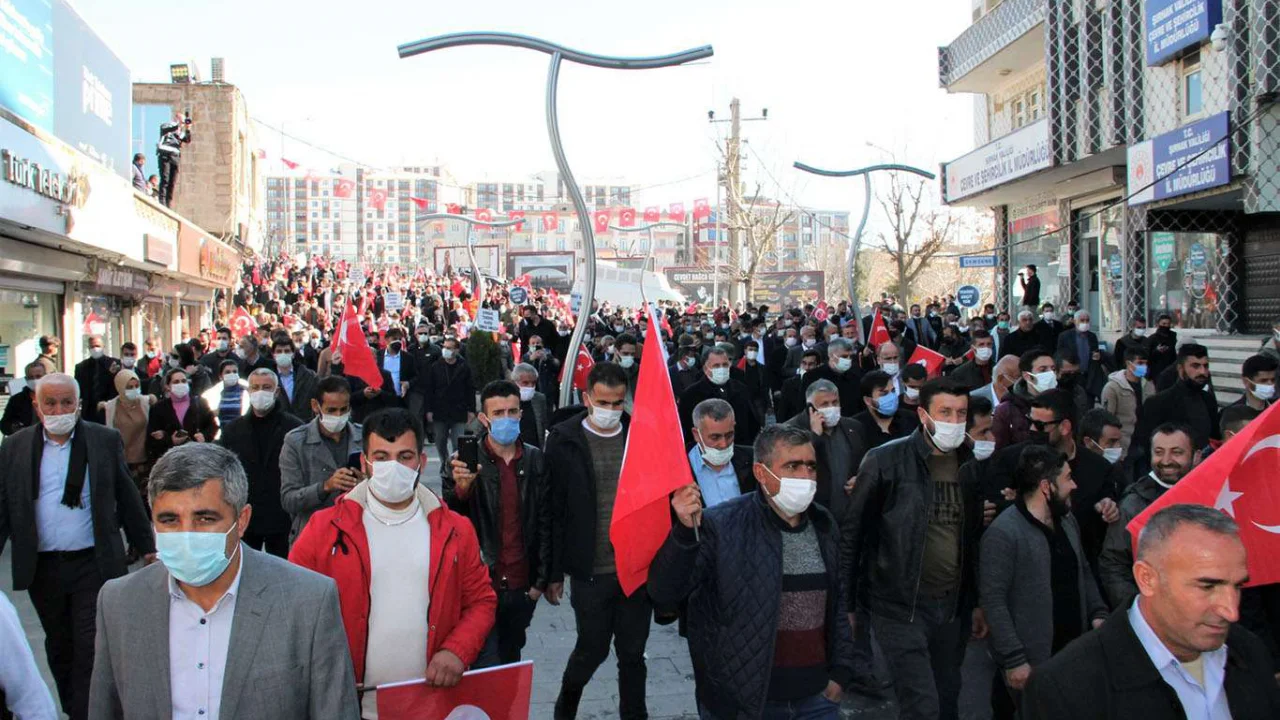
939,0,1280,335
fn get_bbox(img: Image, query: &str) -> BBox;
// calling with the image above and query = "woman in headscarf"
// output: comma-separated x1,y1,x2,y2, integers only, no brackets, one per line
102,369,155,491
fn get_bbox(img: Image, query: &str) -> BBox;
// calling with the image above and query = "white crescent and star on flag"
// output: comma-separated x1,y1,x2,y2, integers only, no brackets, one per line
1214,434,1280,532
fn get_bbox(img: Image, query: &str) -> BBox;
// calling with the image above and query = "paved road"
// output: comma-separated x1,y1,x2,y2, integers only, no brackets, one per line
0,452,995,719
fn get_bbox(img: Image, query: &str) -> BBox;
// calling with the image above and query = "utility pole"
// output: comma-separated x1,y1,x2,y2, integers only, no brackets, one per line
709,97,766,307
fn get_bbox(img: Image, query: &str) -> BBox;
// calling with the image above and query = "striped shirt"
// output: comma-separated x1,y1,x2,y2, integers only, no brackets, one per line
768,519,829,701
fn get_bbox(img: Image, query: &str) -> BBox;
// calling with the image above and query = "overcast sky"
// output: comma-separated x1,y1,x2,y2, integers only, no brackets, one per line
76,0,975,215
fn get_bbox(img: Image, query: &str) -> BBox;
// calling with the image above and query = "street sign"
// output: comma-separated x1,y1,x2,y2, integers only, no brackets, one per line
1189,242,1207,268
509,286,528,305
959,255,997,269
956,285,981,308
475,308,501,332
1152,232,1176,271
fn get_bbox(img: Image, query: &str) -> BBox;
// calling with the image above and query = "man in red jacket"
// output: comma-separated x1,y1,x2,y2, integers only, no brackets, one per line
290,407,496,717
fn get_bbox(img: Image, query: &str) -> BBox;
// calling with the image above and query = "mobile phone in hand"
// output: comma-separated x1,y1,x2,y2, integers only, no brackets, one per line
345,451,364,476
458,435,479,473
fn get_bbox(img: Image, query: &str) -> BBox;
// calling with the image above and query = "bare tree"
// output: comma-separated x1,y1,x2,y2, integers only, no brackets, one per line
809,238,850,301
874,171,956,300
727,186,794,300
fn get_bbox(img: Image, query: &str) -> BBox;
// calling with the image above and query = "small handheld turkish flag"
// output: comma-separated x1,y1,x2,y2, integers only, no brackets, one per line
542,212,559,232
334,301,383,390
620,207,637,227
907,344,947,378
693,197,711,220
377,661,533,719
668,202,686,222
643,206,661,223
229,307,256,340
333,179,355,198
508,210,526,232
868,308,890,349
593,209,611,233
1128,401,1280,586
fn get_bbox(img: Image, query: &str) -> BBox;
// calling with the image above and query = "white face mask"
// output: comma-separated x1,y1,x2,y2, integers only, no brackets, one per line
904,386,920,400
882,362,899,376
818,406,841,427
1042,312,1055,321
784,337,797,348
975,347,993,362
234,347,248,360
1076,322,1090,333
441,348,455,360
223,373,240,388
699,442,734,467
764,466,817,518
518,386,536,402
274,353,293,368
972,439,996,461
1030,370,1057,392
589,405,622,430
417,333,429,344
42,411,78,435
925,412,966,452
367,459,420,504
121,356,137,369
802,338,815,349
618,355,635,369
1102,447,1123,464
709,367,730,386
218,340,229,352
834,357,853,373
319,412,349,433
1253,382,1276,401
1132,328,1147,337
249,390,276,412
170,383,190,399
745,350,758,362
124,388,142,401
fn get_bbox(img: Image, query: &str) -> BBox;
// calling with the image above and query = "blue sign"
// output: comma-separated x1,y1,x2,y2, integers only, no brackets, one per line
1128,111,1230,205
959,255,998,269
0,1,132,179
0,0,55,132
1109,253,1123,278
956,285,981,308
1145,0,1222,66
1189,242,1207,268
508,286,528,305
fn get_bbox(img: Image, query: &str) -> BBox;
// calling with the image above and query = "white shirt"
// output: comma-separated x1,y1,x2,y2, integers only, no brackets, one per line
168,551,243,720
0,591,57,718
361,493,431,719
1129,599,1231,720
383,353,402,395
36,430,93,551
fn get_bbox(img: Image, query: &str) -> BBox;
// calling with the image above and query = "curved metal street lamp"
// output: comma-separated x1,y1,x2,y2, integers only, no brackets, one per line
399,32,713,406
791,161,936,344
415,212,521,297
607,220,687,265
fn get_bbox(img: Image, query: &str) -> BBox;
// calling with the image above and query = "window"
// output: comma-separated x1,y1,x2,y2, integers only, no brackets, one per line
1182,51,1203,118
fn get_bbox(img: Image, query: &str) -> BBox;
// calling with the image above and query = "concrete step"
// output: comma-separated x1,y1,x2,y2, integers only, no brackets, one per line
1216,389,1244,408
1212,374,1246,392
1193,334,1270,351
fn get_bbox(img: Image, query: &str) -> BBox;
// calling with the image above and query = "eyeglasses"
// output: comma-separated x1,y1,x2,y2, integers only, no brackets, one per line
1026,417,1063,431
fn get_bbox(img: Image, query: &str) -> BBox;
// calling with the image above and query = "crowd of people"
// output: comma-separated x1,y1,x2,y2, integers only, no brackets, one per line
0,251,1278,719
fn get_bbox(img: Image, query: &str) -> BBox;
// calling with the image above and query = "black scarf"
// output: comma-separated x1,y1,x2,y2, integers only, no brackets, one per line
31,420,90,508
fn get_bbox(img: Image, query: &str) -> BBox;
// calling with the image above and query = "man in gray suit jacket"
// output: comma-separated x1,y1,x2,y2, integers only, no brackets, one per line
0,373,155,720
89,443,358,720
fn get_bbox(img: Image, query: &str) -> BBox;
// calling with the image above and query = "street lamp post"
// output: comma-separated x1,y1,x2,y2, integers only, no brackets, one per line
399,32,713,406
414,212,522,297
791,161,936,344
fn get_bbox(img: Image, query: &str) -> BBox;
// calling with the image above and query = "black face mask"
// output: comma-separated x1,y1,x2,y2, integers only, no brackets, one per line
389,341,402,353
1058,373,1079,389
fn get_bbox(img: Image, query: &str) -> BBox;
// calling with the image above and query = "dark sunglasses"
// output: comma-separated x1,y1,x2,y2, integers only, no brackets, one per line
1027,417,1063,431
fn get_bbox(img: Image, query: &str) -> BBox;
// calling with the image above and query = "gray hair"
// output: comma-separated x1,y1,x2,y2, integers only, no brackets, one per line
692,398,735,426
876,341,899,358
1074,309,1090,322
35,373,79,403
248,368,278,387
805,378,840,404
148,443,249,514
1136,504,1239,562
827,338,853,354
705,346,730,363
511,363,538,382
753,423,814,468
1018,310,1034,321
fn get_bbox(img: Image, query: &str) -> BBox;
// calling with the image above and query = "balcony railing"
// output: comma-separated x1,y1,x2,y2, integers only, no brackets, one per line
939,0,1046,88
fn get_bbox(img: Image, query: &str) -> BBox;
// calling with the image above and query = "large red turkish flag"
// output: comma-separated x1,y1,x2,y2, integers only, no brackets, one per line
668,202,686,222
542,212,559,232
693,197,711,220
643,206,661,223
611,303,694,596
229,307,256,339
907,344,947,378
333,300,383,390
1127,401,1280,586
619,207,637,227
868,308,890,349
475,208,493,224
368,188,387,211
376,661,532,719
593,209,611,233
508,210,526,232
333,179,355,198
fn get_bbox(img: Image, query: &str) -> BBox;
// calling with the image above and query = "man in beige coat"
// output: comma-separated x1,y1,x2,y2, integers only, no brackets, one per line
1100,345,1154,459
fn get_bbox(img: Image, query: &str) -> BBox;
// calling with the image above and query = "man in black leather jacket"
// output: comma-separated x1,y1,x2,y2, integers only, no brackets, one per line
842,377,985,720
650,424,854,718
443,380,551,668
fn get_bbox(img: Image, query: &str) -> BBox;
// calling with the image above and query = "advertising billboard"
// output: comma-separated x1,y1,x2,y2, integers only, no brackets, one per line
0,0,131,179
508,252,576,293
750,271,825,307
663,266,718,305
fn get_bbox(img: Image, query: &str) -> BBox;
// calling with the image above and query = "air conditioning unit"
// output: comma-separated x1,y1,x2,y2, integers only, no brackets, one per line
211,57,226,83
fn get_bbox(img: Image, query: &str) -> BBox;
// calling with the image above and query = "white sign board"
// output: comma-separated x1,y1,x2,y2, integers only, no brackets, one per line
384,291,404,310
1057,244,1071,277
475,308,501,333
943,119,1052,203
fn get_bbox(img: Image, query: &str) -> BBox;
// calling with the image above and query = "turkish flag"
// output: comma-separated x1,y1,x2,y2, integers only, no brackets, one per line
82,311,106,336
445,203,462,215
868,308,890,349
668,202,686,222
593,209,611,233
408,196,429,210
511,273,532,289
542,212,559,232
559,344,594,391
229,307,256,340
508,210,526,232
907,344,947,378
475,208,494,224
368,188,387,211
643,206,661,223
450,279,466,298
281,158,299,170
1128,402,1280,586
620,207,637,227
376,661,532,719
693,198,711,220
611,304,694,596
334,179,355,198
334,300,384,390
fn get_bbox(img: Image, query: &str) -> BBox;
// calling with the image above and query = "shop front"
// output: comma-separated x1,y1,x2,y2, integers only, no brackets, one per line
1074,202,1126,332
1007,197,1064,311
176,223,239,336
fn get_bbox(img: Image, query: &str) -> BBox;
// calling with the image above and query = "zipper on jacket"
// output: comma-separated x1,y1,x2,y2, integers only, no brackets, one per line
424,526,457,651
910,451,932,622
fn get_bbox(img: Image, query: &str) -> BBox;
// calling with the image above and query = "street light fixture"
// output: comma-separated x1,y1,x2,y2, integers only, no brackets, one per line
791,160,936,343
399,31,713,406
414,211,522,297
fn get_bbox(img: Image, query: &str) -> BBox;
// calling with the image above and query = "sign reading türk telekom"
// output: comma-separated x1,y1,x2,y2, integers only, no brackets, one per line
942,119,1052,203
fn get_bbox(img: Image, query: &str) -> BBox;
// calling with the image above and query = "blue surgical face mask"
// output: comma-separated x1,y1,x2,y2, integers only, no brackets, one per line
1133,364,1148,378
487,416,522,446
875,392,899,417
155,524,239,587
